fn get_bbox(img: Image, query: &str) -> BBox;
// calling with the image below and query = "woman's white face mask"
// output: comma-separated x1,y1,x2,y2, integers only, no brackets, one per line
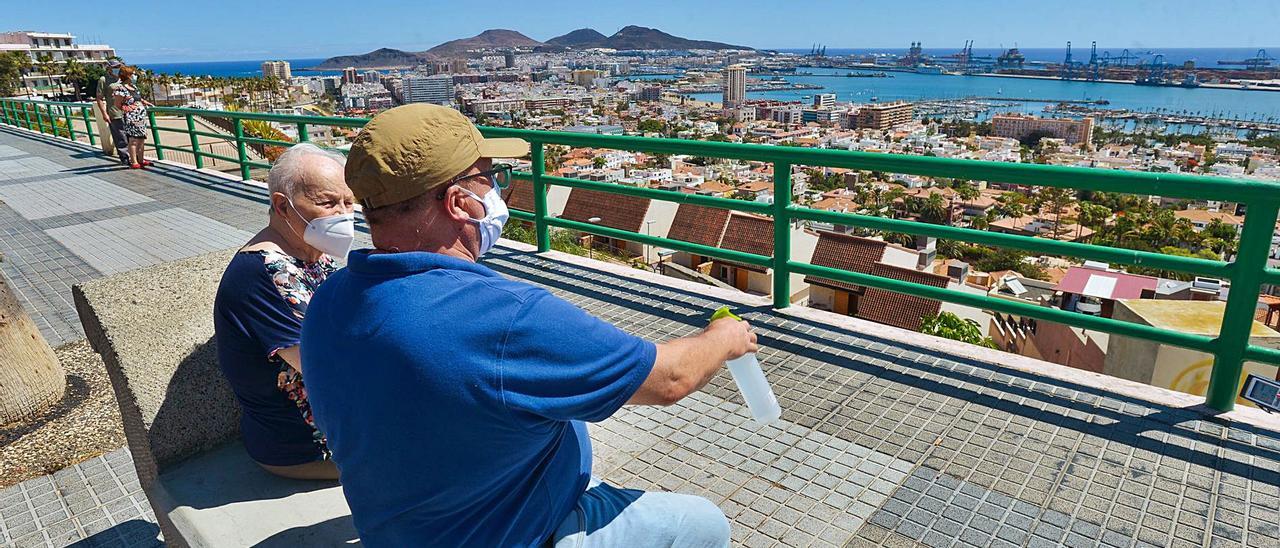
285,197,356,259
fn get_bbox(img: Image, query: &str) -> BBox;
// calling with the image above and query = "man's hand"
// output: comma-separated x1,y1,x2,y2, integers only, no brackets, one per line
702,317,758,362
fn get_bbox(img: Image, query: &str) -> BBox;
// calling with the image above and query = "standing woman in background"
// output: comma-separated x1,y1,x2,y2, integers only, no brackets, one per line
112,66,153,169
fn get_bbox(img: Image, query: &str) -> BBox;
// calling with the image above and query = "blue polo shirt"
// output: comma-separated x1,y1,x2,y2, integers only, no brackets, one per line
301,249,656,547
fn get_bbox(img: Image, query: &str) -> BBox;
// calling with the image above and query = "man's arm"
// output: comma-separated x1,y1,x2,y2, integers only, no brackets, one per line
628,317,757,406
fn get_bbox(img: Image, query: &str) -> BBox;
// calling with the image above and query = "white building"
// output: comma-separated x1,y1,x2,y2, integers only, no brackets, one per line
403,74,454,105
722,64,746,109
0,31,115,95
260,60,292,81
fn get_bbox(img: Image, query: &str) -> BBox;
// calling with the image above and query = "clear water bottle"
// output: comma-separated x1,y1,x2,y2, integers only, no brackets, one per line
712,307,781,426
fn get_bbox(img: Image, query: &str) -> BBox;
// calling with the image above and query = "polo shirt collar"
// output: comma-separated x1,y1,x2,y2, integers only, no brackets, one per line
347,248,501,278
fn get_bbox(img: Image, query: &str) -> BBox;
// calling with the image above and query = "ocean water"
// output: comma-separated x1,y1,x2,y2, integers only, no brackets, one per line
137,58,341,78
687,67,1280,121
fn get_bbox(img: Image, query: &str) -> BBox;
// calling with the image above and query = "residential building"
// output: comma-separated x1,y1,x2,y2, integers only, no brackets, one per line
804,231,950,331
987,274,1107,373
854,101,913,130
0,31,115,94
813,93,836,109
342,67,359,85
403,74,453,105
638,85,662,102
558,188,652,258
362,70,381,84
571,69,603,88
1106,300,1280,408
992,114,1094,147
1174,208,1244,232
722,64,747,109
260,60,292,81
1053,265,1159,318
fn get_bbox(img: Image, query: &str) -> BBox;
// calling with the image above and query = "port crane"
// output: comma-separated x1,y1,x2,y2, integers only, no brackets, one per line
1060,41,1083,79
1217,49,1275,70
1135,54,1169,85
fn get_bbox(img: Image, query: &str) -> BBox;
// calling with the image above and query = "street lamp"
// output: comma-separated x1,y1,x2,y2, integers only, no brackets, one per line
587,217,602,260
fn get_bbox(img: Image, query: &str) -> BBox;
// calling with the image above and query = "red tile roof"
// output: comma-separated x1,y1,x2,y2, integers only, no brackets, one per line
855,263,950,331
804,231,888,292
666,203,731,248
719,213,775,272
501,179,536,214
559,187,651,232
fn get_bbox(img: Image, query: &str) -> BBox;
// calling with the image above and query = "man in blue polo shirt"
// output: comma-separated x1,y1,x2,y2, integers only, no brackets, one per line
301,104,757,547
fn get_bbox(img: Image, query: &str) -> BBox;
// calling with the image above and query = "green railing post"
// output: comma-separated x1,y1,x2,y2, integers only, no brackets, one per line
1206,200,1280,411
297,122,310,143
148,110,164,161
186,113,203,168
81,106,96,146
531,142,550,252
773,162,793,309
63,105,76,141
34,104,46,134
1,100,9,126
232,117,250,180
22,102,33,130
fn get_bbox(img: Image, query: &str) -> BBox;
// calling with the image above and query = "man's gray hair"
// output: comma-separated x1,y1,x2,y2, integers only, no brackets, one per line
267,143,347,198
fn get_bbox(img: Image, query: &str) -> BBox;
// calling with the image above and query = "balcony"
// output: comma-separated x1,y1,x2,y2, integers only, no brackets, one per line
1,101,1279,547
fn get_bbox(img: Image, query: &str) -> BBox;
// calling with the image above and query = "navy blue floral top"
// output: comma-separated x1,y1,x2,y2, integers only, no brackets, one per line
213,249,337,466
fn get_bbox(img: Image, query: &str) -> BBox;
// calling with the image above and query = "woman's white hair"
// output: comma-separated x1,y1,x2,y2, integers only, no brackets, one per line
267,143,347,198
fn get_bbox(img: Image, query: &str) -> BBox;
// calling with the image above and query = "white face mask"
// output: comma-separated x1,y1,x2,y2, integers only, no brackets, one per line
285,197,355,259
458,178,509,257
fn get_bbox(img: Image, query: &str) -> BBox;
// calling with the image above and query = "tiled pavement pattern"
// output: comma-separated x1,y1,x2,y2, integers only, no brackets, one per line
0,449,159,548
0,127,309,345
1,126,1279,547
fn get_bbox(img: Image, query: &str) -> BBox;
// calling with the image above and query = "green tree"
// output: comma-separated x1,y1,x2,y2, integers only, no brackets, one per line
0,51,33,96
920,312,997,349
592,156,607,169
60,58,89,99
636,119,666,134
35,53,58,95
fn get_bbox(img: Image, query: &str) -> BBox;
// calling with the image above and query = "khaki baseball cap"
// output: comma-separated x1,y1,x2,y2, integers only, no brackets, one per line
345,104,529,209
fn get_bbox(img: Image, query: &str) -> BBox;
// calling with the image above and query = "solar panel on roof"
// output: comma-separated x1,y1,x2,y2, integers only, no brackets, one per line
1006,278,1028,296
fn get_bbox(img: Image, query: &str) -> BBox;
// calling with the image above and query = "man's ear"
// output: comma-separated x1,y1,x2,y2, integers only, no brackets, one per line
443,186,473,223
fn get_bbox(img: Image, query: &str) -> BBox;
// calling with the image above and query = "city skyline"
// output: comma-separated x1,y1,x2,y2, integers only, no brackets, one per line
6,0,1279,63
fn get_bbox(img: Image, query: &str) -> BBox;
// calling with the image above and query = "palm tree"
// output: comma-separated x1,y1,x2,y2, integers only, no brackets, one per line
60,58,87,99
0,271,66,425
35,53,58,95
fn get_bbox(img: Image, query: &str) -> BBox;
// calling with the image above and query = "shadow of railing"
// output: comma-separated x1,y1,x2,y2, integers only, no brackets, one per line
481,247,1280,485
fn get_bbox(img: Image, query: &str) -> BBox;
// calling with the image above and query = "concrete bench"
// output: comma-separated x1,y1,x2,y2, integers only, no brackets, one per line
74,250,359,547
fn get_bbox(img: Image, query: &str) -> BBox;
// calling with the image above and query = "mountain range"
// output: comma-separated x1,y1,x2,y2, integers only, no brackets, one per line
312,26,751,69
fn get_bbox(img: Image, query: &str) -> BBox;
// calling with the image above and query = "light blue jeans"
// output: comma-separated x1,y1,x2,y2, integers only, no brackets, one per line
550,477,731,548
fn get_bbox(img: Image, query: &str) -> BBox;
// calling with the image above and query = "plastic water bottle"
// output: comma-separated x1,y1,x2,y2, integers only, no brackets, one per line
711,306,781,426
726,352,782,426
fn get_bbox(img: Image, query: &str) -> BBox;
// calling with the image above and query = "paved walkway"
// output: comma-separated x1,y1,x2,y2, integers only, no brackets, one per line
1,125,1279,547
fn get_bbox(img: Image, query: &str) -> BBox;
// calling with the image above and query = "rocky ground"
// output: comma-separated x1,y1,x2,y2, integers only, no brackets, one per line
0,340,124,488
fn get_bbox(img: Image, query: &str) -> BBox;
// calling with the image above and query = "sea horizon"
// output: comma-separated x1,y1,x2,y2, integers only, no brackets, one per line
134,47,1278,77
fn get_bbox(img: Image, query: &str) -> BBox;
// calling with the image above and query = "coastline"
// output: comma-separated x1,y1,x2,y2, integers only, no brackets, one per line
968,72,1280,93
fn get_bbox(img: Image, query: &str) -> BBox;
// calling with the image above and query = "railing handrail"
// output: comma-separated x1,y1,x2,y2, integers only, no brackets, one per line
2,97,1275,412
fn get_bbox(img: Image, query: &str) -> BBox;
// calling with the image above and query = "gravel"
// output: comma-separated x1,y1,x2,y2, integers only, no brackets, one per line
0,340,125,488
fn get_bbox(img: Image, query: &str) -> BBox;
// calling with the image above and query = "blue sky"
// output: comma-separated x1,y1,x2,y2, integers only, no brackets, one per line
9,0,1279,62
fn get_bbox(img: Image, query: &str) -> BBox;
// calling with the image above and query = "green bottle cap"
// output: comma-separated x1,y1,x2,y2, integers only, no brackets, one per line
710,305,742,323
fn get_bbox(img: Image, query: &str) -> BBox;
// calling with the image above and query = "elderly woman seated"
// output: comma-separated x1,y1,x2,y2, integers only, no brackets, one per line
213,143,356,480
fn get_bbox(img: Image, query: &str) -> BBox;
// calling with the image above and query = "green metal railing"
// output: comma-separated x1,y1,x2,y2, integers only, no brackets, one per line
3,97,1278,412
